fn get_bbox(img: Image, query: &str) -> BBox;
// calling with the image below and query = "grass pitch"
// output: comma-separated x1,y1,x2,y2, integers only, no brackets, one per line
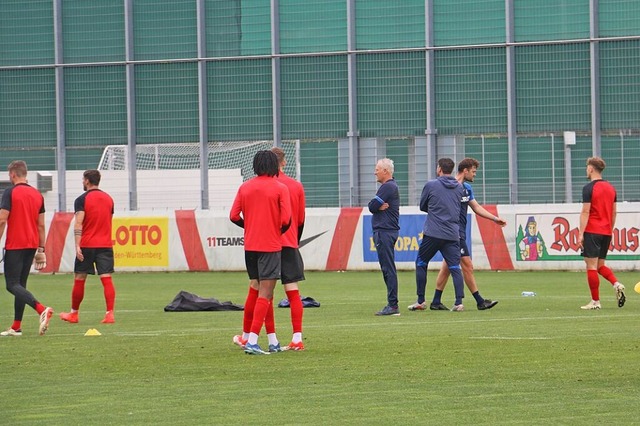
0,270,638,425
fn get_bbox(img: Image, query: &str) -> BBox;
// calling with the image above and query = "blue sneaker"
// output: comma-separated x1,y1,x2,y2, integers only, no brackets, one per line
268,343,284,353
244,343,270,355
375,305,400,316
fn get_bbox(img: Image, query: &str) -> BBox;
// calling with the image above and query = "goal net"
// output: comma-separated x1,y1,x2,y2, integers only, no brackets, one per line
98,140,300,180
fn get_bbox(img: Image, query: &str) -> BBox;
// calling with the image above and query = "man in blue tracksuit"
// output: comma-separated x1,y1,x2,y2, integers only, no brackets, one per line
368,158,400,316
416,157,466,311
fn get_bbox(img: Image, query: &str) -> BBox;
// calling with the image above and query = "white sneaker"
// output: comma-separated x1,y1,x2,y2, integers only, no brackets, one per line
580,300,601,310
0,328,22,337
614,283,626,308
407,302,427,311
451,304,464,312
39,307,53,335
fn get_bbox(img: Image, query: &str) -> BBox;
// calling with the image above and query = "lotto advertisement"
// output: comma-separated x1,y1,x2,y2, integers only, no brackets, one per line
112,217,170,267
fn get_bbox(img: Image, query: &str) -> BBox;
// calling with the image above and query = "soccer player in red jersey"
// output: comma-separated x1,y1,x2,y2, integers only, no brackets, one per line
230,150,291,355
0,160,53,336
578,157,626,310
233,148,306,352
271,147,306,350
59,170,117,324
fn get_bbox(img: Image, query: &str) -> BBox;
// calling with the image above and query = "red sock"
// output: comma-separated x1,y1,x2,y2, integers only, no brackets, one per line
587,269,600,301
71,278,86,310
11,320,21,331
250,297,270,335
242,287,259,334
34,303,46,315
264,298,276,334
597,265,618,285
286,289,303,334
100,276,116,312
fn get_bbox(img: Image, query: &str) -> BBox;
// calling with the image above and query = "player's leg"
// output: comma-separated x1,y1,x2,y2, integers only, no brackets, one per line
235,251,260,348
60,273,87,323
581,233,602,310
282,247,305,350
245,252,281,355
419,237,447,310
95,249,116,323
61,249,94,323
263,296,281,352
408,256,428,310
594,235,625,307
1,250,26,335
441,241,464,310
3,250,52,335
435,262,450,291
458,241,499,310
233,280,258,348
374,230,399,315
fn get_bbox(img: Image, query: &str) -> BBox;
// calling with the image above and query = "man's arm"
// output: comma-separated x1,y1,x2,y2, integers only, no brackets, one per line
33,212,47,269
419,184,430,213
38,213,46,247
468,200,506,227
74,211,85,261
578,202,590,249
611,202,617,233
229,191,245,228
368,192,385,213
0,209,8,241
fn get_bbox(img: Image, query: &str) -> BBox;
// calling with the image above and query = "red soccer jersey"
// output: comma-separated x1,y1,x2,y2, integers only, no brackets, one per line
0,183,45,249
583,179,617,236
75,189,115,248
230,175,291,252
276,172,306,249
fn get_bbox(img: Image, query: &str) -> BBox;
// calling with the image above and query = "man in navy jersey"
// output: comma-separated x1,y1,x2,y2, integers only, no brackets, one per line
230,150,291,355
0,160,53,336
416,158,466,311
369,158,401,316
60,170,117,324
578,157,625,310
409,158,505,312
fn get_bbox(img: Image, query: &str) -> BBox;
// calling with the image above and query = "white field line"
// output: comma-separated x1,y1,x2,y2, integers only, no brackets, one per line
42,311,640,338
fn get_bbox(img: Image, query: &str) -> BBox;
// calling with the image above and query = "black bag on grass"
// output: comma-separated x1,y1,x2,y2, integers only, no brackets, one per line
164,290,243,312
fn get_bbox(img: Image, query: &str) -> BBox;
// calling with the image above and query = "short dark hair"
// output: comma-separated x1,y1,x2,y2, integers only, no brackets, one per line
458,157,480,173
587,156,606,172
438,158,455,174
253,150,279,177
83,169,101,186
8,160,27,177
270,147,285,165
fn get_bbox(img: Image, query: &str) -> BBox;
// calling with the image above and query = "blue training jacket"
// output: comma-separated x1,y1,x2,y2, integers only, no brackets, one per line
368,178,400,231
419,175,464,241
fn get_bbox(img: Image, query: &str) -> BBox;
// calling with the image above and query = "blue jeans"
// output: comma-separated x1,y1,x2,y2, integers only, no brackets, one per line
373,230,399,307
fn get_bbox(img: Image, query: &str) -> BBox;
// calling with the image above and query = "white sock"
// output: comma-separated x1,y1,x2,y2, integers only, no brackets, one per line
247,332,259,345
292,332,302,344
267,333,279,346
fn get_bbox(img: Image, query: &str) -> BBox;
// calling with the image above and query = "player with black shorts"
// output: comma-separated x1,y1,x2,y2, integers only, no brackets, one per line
0,160,53,337
578,157,625,310
60,169,117,324
230,150,291,355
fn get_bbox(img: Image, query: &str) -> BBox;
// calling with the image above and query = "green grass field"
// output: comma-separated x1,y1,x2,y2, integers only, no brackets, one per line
0,270,638,425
